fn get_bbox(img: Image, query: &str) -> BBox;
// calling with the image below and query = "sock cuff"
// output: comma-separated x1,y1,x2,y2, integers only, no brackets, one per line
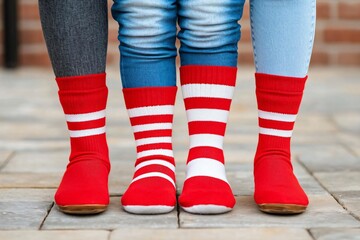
123,86,177,109
56,73,106,91
255,73,307,93
180,65,237,86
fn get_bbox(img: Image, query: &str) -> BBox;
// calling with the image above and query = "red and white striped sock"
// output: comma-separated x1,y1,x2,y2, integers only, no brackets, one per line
54,73,110,209
254,73,309,208
179,65,236,214
121,86,177,214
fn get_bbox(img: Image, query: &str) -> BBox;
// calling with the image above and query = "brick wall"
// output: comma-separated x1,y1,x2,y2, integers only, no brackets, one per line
1,0,359,67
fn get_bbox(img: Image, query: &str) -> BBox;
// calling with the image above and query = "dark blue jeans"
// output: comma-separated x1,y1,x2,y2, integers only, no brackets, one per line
111,0,245,88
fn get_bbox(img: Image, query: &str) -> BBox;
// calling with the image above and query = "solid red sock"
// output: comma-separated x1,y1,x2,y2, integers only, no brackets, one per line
179,65,236,214
254,73,309,207
54,73,110,208
121,86,177,214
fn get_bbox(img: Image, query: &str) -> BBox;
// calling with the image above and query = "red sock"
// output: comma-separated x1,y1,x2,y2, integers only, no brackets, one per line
54,73,110,209
179,65,236,214
121,86,177,214
254,73,309,208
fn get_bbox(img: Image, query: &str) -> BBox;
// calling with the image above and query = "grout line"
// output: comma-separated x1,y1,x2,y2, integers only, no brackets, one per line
176,194,181,229
0,151,16,171
107,229,113,240
306,229,316,240
39,202,54,230
296,156,360,222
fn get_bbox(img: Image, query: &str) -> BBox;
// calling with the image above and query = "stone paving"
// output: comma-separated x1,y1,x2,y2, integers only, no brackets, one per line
0,67,359,239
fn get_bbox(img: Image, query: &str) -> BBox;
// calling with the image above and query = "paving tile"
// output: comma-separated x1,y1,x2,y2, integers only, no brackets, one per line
314,172,360,192
0,172,60,188
310,228,360,240
332,112,360,133
297,145,360,172
109,161,134,195
2,151,68,173
0,230,110,240
0,121,68,141
0,202,52,230
179,195,360,228
333,191,360,219
43,197,178,230
0,139,68,151
0,189,54,230
0,189,55,202
111,228,313,240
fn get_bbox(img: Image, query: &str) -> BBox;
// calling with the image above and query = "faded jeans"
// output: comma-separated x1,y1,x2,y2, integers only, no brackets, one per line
111,0,316,88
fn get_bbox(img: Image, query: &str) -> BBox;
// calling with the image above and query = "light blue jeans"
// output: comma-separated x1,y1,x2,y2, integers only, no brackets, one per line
111,0,316,88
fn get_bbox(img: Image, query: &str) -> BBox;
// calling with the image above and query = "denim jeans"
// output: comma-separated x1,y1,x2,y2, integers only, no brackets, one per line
111,0,245,88
112,0,316,88
250,0,316,78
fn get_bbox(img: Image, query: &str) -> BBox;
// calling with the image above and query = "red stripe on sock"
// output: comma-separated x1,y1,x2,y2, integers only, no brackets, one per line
123,87,177,109
130,115,173,126
59,87,108,114
188,121,227,136
258,118,295,131
136,143,173,153
184,97,231,110
180,65,237,86
134,129,172,140
187,147,224,164
133,165,175,180
66,118,106,130
56,73,106,91
256,91,304,114
135,156,175,166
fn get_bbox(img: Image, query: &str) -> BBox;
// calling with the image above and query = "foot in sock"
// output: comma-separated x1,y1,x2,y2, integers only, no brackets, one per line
254,73,309,214
54,73,110,214
179,65,236,214
121,86,177,214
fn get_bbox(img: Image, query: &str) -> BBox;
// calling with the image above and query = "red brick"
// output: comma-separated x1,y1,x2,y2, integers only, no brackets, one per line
242,3,250,20
241,27,251,42
19,4,40,20
338,2,360,20
310,51,330,65
20,52,51,66
238,51,254,65
108,29,119,43
338,52,360,65
19,29,45,44
324,27,360,43
317,2,331,19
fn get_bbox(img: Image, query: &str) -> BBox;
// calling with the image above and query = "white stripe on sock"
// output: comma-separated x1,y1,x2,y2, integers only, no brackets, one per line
186,158,228,183
259,127,293,137
189,134,224,149
137,149,174,159
132,123,172,133
131,172,175,188
68,126,106,138
65,110,106,122
186,109,229,123
128,105,174,118
258,110,297,122
135,159,175,172
182,84,234,99
135,137,172,146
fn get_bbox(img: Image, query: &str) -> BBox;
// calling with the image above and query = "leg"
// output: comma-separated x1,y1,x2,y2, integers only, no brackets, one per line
111,0,178,214
39,0,110,214
250,0,316,214
178,0,245,214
